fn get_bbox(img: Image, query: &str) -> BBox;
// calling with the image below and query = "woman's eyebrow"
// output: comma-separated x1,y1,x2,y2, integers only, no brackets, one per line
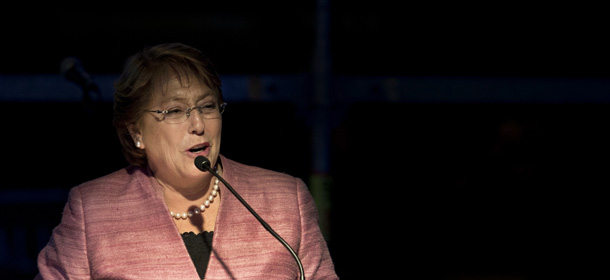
157,96,187,106
196,93,214,102
159,88,215,104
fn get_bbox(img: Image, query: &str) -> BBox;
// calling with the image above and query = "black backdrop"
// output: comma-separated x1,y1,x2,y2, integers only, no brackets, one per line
2,2,609,279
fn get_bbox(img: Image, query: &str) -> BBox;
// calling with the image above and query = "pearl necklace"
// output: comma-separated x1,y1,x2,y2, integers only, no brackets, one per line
170,177,220,220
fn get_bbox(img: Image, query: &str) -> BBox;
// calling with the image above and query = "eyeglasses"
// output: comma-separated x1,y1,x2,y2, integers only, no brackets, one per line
146,102,227,124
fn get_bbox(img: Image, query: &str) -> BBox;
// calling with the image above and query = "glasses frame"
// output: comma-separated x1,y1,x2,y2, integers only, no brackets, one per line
146,102,227,123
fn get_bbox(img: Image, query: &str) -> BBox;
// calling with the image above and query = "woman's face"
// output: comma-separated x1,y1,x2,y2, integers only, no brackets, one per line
131,77,222,187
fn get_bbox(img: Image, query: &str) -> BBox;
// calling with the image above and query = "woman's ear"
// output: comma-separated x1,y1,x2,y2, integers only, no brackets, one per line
127,123,145,149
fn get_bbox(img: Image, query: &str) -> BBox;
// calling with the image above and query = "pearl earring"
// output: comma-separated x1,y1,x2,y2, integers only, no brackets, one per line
136,141,141,148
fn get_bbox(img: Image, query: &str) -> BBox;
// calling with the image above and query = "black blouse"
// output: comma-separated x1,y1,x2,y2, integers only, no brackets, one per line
181,231,214,279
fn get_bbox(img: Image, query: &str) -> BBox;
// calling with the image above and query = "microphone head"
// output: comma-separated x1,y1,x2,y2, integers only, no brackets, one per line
60,56,94,88
194,156,211,172
59,57,80,76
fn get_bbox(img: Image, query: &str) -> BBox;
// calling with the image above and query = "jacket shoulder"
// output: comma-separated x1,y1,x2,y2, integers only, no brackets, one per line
73,166,153,202
222,156,300,184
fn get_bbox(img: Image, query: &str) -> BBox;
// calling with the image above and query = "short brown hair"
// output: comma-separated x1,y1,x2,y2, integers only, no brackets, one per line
113,43,223,168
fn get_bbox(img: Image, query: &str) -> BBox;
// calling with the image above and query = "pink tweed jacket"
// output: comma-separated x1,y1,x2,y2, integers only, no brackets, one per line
35,155,338,279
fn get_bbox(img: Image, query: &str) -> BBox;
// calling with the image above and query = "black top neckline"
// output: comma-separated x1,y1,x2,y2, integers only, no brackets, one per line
181,231,214,279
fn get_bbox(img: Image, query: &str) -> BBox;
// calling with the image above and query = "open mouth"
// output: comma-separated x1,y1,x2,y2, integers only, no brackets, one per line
188,143,209,153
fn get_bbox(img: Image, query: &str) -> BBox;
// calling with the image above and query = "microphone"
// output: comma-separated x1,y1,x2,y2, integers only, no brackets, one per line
194,156,305,280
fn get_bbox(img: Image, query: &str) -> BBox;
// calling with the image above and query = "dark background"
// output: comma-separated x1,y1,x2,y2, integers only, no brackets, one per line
1,2,608,279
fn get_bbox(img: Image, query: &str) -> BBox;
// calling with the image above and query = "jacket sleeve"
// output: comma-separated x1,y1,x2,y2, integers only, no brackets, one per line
35,187,91,279
295,178,339,279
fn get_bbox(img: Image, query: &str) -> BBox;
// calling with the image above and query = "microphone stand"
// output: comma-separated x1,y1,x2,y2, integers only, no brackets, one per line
196,157,305,280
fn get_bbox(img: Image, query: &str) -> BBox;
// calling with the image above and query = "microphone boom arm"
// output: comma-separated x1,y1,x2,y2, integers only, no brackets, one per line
196,156,305,280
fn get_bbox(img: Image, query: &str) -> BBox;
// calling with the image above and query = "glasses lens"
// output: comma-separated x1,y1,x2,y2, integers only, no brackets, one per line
162,103,226,123
162,109,186,124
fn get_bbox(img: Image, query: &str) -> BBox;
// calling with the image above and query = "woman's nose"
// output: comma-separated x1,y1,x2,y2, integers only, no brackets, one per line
188,109,205,135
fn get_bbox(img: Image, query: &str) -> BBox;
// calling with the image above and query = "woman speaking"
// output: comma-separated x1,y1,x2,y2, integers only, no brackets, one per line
35,43,338,279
